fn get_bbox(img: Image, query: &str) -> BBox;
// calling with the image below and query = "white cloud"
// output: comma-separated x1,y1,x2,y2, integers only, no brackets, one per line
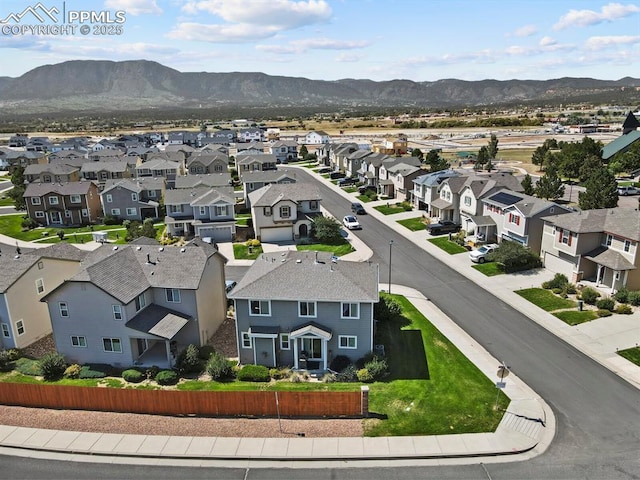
335,53,361,63
104,0,162,15
256,37,369,54
585,35,640,49
511,25,537,37
180,0,332,29
539,36,557,46
554,2,640,30
167,22,280,42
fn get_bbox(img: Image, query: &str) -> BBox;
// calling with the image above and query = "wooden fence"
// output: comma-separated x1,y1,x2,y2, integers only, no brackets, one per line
0,383,366,418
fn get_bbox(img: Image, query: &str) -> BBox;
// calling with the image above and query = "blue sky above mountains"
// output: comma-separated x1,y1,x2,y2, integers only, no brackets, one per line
0,0,638,81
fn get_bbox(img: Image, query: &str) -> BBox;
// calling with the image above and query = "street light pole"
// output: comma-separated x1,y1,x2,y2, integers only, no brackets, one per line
388,240,394,294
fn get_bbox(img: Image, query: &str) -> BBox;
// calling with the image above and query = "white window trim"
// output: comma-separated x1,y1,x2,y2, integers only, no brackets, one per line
112,305,123,321
624,240,631,252
1,323,10,338
126,207,137,216
131,193,138,201
135,293,146,312
166,288,181,303
81,209,88,217
341,302,359,319
103,337,122,353
31,197,41,205
35,211,44,218
70,194,81,204
106,194,113,203
249,300,271,316
111,208,121,216
49,196,59,205
338,335,357,349
241,331,252,348
280,333,290,350
16,320,24,336
71,335,87,348
36,278,45,295
298,301,317,318
59,302,69,317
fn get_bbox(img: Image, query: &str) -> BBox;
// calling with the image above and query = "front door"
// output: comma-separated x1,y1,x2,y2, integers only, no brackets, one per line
301,337,322,369
48,211,62,224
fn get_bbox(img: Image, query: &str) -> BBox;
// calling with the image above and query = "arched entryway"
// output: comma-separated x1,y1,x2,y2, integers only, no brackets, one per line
299,223,309,238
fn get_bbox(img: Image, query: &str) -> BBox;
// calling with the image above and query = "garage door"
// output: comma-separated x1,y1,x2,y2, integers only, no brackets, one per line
197,225,233,242
260,226,293,242
543,251,575,274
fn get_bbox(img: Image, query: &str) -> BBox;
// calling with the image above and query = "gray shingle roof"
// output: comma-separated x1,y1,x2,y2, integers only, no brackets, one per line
23,181,96,197
542,208,640,241
229,250,379,302
175,173,231,188
248,183,321,207
24,164,78,175
240,169,297,183
413,169,461,187
102,177,165,194
237,153,277,165
81,162,129,173
164,186,234,205
126,304,191,339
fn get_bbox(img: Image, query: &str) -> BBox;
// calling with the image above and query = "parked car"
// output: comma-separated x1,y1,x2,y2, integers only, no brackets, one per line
617,185,639,196
351,202,366,215
329,171,346,179
225,280,237,293
358,185,377,195
427,220,461,235
318,167,331,174
337,177,358,186
342,215,362,230
469,243,500,263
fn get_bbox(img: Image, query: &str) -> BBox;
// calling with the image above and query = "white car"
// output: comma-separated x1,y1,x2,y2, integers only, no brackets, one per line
469,243,499,263
342,215,361,230
617,185,639,196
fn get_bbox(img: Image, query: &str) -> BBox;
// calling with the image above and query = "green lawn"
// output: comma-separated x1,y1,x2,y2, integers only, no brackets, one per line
0,195,14,207
235,214,251,226
553,310,598,326
366,294,508,436
515,288,577,311
233,243,263,260
397,217,427,231
343,187,358,194
618,346,640,367
472,262,504,276
297,240,354,257
374,203,411,215
357,194,377,203
428,237,468,254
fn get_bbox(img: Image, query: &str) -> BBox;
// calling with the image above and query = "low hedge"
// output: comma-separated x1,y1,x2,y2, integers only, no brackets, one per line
155,370,179,385
122,369,144,383
236,364,270,382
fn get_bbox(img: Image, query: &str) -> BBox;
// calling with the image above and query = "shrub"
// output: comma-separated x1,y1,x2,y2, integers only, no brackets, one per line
63,364,82,379
614,288,630,304
39,352,67,381
580,287,600,305
542,273,569,290
597,309,613,317
14,357,41,376
552,288,563,295
596,297,615,311
628,291,640,307
564,283,577,295
176,344,201,374
6,349,21,361
336,364,359,382
321,372,337,383
245,239,261,247
374,294,402,322
155,370,179,385
400,201,412,211
145,365,160,380
365,357,388,380
198,345,215,360
355,351,376,369
357,368,374,383
21,217,38,230
269,367,291,380
236,364,270,382
329,355,352,373
615,304,634,315
206,351,234,381
491,242,542,273
78,365,107,379
56,229,65,240
0,350,11,372
102,214,120,225
122,369,144,383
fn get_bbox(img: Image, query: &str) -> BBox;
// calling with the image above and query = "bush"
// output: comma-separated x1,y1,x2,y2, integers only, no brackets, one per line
491,241,542,273
357,368,374,383
596,297,615,311
542,273,569,290
78,365,107,379
39,352,67,381
564,283,577,295
364,357,388,380
21,217,38,230
6,349,21,361
615,304,634,315
628,291,640,307
206,351,234,380
155,370,179,385
0,350,11,372
198,345,215,360
176,344,202,374
614,288,630,304
122,369,144,383
269,367,291,380
102,214,120,225
245,239,261,247
355,351,376,369
14,357,41,376
236,364,270,382
63,364,82,379
597,309,613,317
329,355,352,373
321,372,337,383
374,294,402,322
145,365,160,380
400,201,412,211
552,288,563,295
335,364,359,382
580,287,600,305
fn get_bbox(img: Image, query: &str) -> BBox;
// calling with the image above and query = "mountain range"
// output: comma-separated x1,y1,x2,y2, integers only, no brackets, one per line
0,60,638,115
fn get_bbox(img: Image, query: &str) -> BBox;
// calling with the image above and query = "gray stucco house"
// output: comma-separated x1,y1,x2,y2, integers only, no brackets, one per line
42,241,228,369
228,250,379,370
101,177,165,221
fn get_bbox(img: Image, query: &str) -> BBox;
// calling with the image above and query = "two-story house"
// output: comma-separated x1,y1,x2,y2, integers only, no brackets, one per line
238,128,265,143
378,156,422,198
357,152,392,188
412,169,462,211
373,135,408,156
236,153,277,173
305,131,331,145
136,159,182,189
240,169,297,208
186,153,229,174
5,151,46,172
164,187,236,242
42,241,228,369
228,250,379,369
101,177,165,221
24,164,80,184
23,181,102,226
48,150,87,164
81,161,133,188
0,243,86,350
268,140,298,164
175,173,231,189
248,183,321,242
540,208,640,291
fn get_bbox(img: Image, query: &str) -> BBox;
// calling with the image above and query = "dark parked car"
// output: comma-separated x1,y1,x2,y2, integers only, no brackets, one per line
318,167,331,174
337,177,358,186
427,220,461,235
358,185,377,194
329,171,346,179
351,202,366,214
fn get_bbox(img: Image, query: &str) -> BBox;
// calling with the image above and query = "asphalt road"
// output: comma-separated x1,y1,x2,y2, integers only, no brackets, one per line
2,169,640,478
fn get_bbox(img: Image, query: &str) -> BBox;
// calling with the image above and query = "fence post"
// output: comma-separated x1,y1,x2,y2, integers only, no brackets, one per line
360,385,369,417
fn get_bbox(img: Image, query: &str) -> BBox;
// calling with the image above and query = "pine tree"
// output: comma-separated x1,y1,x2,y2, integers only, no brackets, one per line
521,174,535,195
487,133,499,159
535,165,565,200
8,165,26,210
578,166,618,210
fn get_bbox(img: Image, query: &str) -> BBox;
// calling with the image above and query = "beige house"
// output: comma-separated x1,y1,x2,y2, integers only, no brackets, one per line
0,243,87,350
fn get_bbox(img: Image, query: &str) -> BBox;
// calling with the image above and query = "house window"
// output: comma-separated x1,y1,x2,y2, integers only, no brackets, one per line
263,207,272,216
561,230,570,245
112,305,122,320
166,288,181,303
16,320,24,336
131,193,138,201
135,293,146,311
31,197,41,205
106,194,113,203
38,261,44,269
103,337,122,353
35,211,44,218
341,302,359,319
624,240,631,252
339,335,357,349
241,332,252,348
1,323,10,338
49,196,59,205
298,301,316,317
249,300,270,316
111,208,121,216
100,172,108,179
126,208,137,216
509,213,520,225
70,194,81,204
215,205,227,216
169,204,183,214
464,196,471,207
280,206,291,218
59,302,69,317
148,190,156,198
214,164,223,172
71,336,86,348
310,201,318,210
280,333,290,350
36,278,45,295
606,234,613,246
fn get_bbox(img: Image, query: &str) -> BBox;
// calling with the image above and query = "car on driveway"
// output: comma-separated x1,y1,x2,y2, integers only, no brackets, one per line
351,202,366,214
469,243,500,263
337,177,358,186
329,171,346,179
358,185,377,195
343,215,361,230
617,185,639,196
427,220,461,235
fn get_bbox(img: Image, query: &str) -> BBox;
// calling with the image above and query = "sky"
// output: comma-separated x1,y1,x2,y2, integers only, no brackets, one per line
0,0,638,81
